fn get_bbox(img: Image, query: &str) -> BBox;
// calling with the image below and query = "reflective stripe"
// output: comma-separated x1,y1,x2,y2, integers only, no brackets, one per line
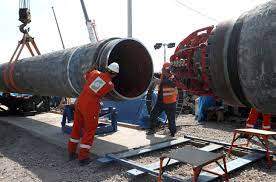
70,138,79,143
246,124,254,128
162,86,178,104
163,88,176,91
80,144,91,149
263,125,271,129
163,93,174,96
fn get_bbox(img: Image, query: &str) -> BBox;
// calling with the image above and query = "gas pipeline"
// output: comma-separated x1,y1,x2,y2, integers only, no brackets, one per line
170,1,276,114
0,38,153,101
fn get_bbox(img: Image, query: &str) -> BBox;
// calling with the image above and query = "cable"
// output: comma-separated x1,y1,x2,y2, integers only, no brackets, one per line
175,0,218,23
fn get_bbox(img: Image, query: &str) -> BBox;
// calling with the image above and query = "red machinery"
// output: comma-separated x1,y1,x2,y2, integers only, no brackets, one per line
170,26,214,96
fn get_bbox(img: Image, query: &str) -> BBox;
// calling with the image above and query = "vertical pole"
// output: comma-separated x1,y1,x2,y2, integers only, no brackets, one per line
163,44,166,63
127,0,132,37
51,7,65,49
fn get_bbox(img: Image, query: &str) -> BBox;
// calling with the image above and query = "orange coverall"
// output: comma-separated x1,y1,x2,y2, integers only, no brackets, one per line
246,108,271,130
68,70,114,160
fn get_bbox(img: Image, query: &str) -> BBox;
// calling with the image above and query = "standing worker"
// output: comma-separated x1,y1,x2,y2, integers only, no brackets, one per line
147,62,178,137
246,108,271,130
67,62,119,166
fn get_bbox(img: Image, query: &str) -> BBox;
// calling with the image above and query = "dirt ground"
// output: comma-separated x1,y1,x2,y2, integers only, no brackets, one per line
0,114,276,182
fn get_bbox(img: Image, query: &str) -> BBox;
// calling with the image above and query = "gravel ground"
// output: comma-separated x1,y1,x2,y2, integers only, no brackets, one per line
0,122,131,182
0,115,275,182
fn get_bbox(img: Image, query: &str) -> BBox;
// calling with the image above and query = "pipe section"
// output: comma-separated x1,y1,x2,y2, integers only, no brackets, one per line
207,1,276,113
0,38,153,100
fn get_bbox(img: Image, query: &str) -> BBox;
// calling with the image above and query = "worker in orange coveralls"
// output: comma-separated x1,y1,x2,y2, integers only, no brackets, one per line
68,62,119,166
246,108,271,130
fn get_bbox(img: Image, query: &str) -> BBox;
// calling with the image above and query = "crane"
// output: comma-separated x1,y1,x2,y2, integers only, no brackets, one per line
4,0,41,92
79,0,99,43
51,6,66,49
19,0,31,33
0,0,50,115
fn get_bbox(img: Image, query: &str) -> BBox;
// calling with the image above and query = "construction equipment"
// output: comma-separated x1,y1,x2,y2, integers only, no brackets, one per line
99,136,265,181
5,0,40,90
19,0,31,34
63,107,118,135
0,0,51,115
80,0,99,43
51,6,65,49
228,128,276,168
158,146,229,182
170,0,276,114
0,38,153,100
0,93,50,116
4,0,40,93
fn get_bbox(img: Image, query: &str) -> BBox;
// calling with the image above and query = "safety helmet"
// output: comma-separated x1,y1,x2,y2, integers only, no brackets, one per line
107,62,119,74
163,62,171,69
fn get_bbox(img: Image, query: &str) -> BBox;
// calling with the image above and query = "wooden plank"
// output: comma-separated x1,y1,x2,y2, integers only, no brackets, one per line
198,153,265,182
235,128,276,136
127,144,223,176
98,138,190,163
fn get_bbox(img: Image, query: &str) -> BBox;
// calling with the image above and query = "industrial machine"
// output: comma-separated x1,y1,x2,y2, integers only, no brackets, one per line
0,93,50,116
2,0,276,118
169,1,276,114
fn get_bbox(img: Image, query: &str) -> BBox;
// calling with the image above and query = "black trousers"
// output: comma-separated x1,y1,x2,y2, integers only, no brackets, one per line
149,102,176,134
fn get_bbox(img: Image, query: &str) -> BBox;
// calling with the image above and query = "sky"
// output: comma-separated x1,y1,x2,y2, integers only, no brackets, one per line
0,0,269,72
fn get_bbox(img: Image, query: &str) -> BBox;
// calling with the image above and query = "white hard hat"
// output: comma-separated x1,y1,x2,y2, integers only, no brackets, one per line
107,62,119,73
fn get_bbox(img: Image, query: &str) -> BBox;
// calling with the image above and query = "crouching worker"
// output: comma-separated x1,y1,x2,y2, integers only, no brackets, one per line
147,62,178,137
67,62,119,166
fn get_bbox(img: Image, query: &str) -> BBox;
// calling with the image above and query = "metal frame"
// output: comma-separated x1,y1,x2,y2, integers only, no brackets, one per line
63,107,117,135
158,153,229,182
3,32,40,92
97,137,190,163
228,129,276,168
98,136,266,182
127,143,223,176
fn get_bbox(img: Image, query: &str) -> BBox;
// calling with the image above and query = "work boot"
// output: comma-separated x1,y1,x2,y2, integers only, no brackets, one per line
170,130,177,137
79,158,92,166
61,126,66,133
146,129,156,135
68,153,78,161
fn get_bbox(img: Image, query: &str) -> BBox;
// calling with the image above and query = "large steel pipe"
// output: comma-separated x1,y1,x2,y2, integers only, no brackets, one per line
207,1,276,113
0,38,153,100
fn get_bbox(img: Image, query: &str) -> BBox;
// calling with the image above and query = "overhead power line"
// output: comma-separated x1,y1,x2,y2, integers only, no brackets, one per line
175,0,218,23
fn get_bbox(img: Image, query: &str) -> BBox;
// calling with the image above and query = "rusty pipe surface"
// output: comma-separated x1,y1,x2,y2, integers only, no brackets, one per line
0,38,153,100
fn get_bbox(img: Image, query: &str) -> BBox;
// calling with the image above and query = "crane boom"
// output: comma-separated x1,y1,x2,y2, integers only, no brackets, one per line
80,0,98,43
